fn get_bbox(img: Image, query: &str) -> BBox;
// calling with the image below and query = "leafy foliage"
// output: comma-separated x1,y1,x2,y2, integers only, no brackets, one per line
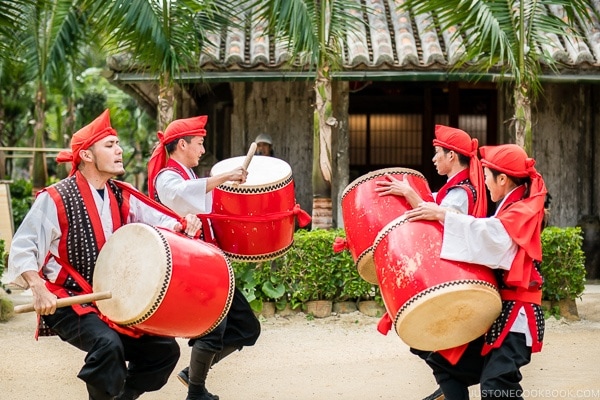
10,179,34,231
541,226,586,302
233,229,381,313
232,260,286,313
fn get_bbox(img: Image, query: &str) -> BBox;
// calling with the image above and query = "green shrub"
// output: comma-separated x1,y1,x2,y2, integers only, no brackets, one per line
541,226,586,302
231,260,286,313
278,229,341,305
232,229,382,312
10,179,34,231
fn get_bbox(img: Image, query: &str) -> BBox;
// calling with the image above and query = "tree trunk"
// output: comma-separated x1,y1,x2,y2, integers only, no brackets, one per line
32,82,48,192
513,84,532,152
157,78,176,131
57,98,76,179
311,67,334,229
331,81,350,228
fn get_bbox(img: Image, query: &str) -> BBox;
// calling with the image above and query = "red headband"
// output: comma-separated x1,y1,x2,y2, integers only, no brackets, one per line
147,115,208,198
433,125,486,217
56,109,117,175
480,144,537,179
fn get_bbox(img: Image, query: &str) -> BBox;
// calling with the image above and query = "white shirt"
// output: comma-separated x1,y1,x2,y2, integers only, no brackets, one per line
434,187,469,215
7,180,178,288
155,160,212,215
440,187,532,345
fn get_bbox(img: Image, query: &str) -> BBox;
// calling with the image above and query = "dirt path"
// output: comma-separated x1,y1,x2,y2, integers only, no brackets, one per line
2,286,600,400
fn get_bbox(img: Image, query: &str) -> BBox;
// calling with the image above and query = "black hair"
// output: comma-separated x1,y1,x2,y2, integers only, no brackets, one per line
488,168,531,197
441,147,470,167
165,135,194,154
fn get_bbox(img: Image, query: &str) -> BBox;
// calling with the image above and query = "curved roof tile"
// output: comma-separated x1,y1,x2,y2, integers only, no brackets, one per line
119,3,600,75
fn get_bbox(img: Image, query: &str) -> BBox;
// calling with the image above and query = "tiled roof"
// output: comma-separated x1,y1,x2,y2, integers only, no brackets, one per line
196,0,600,76
108,0,600,81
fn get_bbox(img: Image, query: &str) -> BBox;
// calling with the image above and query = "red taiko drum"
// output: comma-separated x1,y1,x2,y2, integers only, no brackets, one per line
93,223,234,338
341,168,433,284
210,155,298,262
373,216,502,351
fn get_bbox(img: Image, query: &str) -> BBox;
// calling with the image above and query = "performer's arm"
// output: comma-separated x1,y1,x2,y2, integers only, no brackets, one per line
440,212,518,270
8,192,61,314
155,170,211,215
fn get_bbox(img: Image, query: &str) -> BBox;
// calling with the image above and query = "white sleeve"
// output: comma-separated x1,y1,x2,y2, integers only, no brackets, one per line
155,170,212,215
439,188,469,214
127,195,179,230
440,212,518,270
6,192,61,284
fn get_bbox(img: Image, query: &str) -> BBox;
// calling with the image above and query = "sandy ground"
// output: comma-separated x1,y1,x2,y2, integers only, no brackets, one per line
1,285,600,400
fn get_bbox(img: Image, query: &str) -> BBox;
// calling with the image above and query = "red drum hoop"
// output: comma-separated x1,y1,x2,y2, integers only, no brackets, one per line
341,167,433,284
93,223,234,338
373,216,502,351
210,156,298,262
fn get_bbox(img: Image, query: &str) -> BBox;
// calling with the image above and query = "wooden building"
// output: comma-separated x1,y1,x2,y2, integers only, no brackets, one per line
105,1,600,240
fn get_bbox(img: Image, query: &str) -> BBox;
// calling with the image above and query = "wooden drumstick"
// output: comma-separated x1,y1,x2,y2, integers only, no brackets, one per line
242,142,257,170
232,142,257,186
13,291,112,314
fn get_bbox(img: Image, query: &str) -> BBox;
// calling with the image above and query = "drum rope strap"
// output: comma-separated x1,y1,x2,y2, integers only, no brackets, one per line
114,181,204,239
205,204,311,227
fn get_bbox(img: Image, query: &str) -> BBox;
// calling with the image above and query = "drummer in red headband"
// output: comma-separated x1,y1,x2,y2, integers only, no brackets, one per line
375,124,487,218
376,125,487,400
405,144,548,400
147,115,260,400
6,109,204,399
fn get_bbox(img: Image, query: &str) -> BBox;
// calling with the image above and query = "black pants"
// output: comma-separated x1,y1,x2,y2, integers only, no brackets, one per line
190,287,261,351
426,333,531,400
43,307,180,399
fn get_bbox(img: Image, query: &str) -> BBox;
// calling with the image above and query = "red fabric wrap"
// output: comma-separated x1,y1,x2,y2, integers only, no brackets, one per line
433,124,486,217
56,109,117,175
147,115,208,199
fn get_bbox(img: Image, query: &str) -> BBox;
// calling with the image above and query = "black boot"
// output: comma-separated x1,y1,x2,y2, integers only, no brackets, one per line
422,386,444,400
115,386,142,400
186,348,219,400
178,346,240,388
86,383,116,400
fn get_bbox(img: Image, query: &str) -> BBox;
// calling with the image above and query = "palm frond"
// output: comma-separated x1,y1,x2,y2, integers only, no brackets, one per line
251,0,368,69
99,0,203,82
400,0,594,95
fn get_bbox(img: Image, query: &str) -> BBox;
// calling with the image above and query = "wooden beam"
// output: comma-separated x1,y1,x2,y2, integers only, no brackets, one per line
0,147,68,152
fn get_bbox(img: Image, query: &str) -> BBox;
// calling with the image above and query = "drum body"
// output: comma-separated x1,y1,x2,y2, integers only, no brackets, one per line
210,155,296,262
341,168,433,284
373,216,502,351
93,223,234,338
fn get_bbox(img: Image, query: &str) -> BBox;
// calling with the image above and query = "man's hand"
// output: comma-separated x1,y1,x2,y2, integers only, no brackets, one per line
174,214,203,238
22,271,57,315
404,202,447,222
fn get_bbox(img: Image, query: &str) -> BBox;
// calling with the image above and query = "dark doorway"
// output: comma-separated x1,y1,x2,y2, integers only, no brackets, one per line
348,81,498,190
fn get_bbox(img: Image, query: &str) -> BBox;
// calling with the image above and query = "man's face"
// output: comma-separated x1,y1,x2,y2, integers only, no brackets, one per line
484,167,506,203
181,136,205,167
86,135,125,177
432,146,452,176
256,142,272,156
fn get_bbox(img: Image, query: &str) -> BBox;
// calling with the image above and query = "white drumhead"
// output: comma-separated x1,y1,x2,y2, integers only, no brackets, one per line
210,155,292,187
396,282,502,351
93,223,170,324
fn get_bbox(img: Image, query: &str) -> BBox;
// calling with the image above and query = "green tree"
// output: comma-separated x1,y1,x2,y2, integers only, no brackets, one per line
253,0,368,228
99,0,236,130
19,0,93,188
400,0,595,153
